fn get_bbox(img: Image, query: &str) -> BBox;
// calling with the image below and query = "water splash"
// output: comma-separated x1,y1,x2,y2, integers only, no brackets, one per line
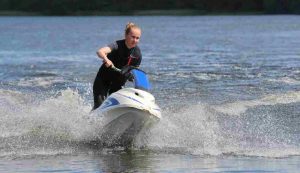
135,92,300,157
0,89,103,158
0,89,299,158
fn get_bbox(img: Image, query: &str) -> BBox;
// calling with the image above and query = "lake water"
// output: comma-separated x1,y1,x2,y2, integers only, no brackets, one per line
0,15,299,172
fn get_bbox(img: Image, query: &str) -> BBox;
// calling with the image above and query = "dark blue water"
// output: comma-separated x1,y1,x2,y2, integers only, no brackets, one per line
0,15,299,172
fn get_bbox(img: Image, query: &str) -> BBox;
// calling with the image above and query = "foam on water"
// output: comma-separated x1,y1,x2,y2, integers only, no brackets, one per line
0,89,299,158
214,91,300,116
17,76,65,88
267,77,300,85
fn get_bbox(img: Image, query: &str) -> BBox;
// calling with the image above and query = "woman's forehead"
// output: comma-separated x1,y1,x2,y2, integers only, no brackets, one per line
129,28,141,35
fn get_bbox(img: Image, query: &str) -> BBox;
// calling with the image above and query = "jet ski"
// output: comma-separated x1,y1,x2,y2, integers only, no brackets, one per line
92,66,161,147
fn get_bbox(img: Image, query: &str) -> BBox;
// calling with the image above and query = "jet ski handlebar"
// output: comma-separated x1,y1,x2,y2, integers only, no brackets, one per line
110,65,122,73
110,65,151,90
110,65,134,81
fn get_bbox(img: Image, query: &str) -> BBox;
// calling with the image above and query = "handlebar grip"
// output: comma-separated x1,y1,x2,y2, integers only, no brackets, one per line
110,65,122,73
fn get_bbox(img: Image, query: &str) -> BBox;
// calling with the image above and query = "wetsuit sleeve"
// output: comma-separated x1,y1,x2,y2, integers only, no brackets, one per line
107,42,118,51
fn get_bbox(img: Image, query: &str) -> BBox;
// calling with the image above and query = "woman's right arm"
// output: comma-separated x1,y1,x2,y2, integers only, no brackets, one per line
96,46,113,67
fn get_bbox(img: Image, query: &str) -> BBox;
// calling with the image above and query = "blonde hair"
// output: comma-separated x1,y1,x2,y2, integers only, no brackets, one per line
125,22,141,35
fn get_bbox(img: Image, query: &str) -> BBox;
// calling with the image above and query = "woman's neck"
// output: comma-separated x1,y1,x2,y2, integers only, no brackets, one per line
125,40,134,49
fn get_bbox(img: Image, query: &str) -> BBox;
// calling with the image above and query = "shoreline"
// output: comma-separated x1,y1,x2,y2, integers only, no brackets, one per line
0,9,273,16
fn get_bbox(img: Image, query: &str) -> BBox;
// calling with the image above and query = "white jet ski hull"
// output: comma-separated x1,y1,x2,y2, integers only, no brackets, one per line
100,107,160,146
94,88,161,146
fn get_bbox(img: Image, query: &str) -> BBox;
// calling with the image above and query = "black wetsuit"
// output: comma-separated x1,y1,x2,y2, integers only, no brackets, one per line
93,39,142,110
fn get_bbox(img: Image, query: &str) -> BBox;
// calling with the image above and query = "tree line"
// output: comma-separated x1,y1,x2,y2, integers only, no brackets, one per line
0,0,299,15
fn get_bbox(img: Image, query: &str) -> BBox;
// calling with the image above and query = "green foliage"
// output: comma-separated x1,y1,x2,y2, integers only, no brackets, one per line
0,0,299,15
288,0,300,13
263,0,283,13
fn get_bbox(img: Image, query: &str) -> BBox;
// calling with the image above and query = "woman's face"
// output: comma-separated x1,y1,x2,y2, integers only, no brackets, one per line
125,28,141,49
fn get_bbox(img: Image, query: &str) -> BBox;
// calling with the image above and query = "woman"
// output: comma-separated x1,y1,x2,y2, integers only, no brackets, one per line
92,22,142,110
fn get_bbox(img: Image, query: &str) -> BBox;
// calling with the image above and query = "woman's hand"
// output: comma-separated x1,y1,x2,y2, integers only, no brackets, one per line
96,47,113,67
103,58,113,67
